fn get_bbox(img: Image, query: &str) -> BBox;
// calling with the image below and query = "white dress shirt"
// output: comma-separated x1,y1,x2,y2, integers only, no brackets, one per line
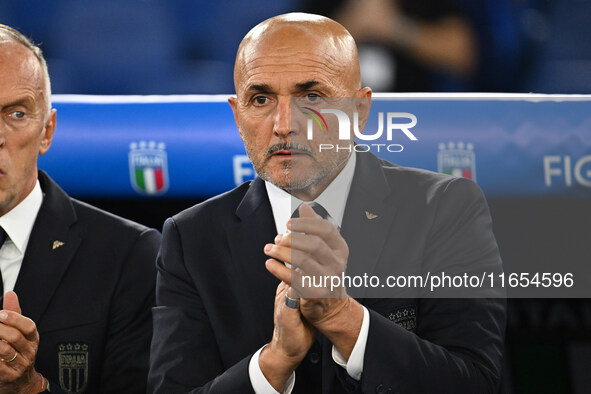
0,180,43,295
248,153,370,393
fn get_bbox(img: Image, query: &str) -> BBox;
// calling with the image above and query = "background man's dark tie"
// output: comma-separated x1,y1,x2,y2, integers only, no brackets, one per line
0,226,8,298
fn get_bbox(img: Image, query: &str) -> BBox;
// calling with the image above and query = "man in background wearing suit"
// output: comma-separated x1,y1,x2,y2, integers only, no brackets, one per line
149,13,505,393
0,25,160,393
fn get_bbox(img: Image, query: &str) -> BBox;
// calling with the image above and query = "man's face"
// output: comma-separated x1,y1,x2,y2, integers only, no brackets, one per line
0,42,55,216
229,27,367,199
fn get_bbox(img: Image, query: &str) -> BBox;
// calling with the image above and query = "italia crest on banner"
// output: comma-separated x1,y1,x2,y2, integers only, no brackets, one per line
437,141,476,181
129,141,169,196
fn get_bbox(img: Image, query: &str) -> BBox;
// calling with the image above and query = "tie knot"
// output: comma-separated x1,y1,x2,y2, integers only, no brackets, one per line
291,202,329,220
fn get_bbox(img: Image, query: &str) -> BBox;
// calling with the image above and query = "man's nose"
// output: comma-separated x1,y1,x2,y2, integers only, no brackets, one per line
273,97,293,137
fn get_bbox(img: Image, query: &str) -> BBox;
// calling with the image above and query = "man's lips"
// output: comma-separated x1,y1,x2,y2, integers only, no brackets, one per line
271,149,310,156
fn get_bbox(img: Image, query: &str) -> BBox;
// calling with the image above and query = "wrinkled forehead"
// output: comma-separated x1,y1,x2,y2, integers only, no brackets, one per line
0,41,45,92
0,43,49,114
242,21,354,61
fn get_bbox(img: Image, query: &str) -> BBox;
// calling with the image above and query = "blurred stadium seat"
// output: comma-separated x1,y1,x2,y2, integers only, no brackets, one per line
524,0,591,93
46,0,183,94
1,0,300,94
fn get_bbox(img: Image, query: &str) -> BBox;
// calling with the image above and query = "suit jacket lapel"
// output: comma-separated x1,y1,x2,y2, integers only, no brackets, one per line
341,153,397,299
224,154,397,339
227,177,279,343
14,171,81,324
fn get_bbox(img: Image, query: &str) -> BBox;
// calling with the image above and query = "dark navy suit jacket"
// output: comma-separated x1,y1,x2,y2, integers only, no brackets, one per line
16,171,160,393
149,152,505,393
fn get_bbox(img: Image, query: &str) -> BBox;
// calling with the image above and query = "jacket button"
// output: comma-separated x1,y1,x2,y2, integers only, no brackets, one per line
309,352,321,364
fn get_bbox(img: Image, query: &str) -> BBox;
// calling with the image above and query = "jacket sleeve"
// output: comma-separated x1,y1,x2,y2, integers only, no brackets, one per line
148,218,256,394
98,227,160,393
359,178,506,394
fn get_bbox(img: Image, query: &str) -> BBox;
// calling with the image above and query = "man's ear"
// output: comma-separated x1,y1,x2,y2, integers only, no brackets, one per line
228,96,245,142
354,87,372,132
39,108,57,155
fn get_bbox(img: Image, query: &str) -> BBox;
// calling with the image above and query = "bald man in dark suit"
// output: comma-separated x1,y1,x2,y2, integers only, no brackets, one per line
150,13,505,394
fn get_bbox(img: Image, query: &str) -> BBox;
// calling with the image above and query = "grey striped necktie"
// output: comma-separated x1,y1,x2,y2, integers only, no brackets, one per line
291,202,329,220
292,202,340,231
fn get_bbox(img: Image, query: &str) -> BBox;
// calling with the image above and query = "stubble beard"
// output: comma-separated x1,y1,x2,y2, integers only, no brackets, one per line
247,142,349,194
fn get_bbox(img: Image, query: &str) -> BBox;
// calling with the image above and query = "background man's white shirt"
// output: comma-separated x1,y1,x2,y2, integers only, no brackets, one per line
0,180,43,294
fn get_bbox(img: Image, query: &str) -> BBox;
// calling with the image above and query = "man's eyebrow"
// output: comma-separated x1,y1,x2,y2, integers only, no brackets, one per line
244,80,321,95
246,84,272,94
0,96,35,109
295,80,319,91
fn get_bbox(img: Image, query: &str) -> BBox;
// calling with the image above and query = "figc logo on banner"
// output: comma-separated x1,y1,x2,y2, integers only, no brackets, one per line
437,141,476,181
129,141,169,196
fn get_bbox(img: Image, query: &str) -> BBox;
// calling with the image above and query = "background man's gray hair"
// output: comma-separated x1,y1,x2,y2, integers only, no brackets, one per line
0,24,52,111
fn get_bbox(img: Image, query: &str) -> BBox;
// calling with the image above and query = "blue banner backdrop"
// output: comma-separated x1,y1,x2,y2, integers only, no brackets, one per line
38,94,591,198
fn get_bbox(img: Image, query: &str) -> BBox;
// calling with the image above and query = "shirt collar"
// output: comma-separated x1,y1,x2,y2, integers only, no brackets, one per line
265,152,357,234
0,180,43,254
